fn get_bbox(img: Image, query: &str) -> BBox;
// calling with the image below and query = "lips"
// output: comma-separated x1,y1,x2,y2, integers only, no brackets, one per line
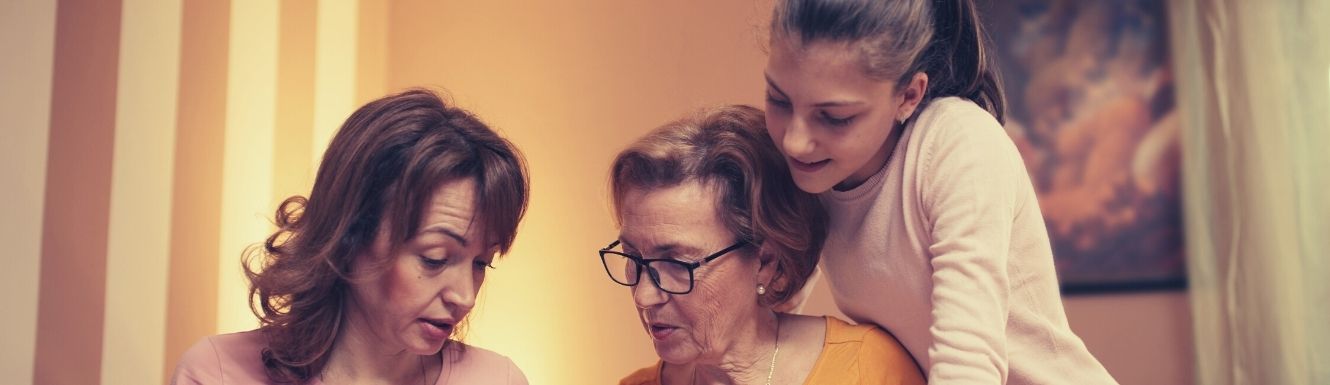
418,318,454,340
648,322,680,341
788,157,830,173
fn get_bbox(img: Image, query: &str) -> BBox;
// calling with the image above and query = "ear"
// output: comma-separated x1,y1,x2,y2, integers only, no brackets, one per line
896,72,929,122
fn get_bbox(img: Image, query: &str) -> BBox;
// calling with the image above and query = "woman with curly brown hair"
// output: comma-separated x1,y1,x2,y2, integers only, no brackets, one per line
171,89,530,385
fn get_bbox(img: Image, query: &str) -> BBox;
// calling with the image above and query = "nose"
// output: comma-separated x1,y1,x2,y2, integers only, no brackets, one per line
441,266,478,313
630,274,669,309
781,117,816,158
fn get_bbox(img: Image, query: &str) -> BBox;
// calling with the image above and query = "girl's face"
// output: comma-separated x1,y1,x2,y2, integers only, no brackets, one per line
764,39,923,193
347,177,497,355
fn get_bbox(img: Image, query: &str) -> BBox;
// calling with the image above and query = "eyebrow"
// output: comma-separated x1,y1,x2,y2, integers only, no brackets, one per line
619,239,704,260
764,73,866,108
764,74,789,98
814,99,866,108
419,226,467,246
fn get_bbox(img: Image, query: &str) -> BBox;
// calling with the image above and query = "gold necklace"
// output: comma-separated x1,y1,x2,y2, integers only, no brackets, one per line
679,315,781,385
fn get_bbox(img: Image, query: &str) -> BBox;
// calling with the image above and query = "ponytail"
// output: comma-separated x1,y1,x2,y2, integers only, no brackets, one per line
919,0,1005,124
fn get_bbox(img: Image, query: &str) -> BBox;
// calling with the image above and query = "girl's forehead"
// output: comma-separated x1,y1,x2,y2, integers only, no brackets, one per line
768,43,892,98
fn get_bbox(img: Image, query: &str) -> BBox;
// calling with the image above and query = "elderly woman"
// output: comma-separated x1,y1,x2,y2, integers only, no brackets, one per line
172,89,529,384
605,105,924,385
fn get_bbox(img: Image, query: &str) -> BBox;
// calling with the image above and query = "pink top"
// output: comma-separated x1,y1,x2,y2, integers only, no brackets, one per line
818,97,1117,384
171,330,528,385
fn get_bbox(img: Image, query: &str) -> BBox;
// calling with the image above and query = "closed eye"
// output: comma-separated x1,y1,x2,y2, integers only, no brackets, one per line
821,111,854,126
474,259,496,270
765,92,792,110
419,255,448,269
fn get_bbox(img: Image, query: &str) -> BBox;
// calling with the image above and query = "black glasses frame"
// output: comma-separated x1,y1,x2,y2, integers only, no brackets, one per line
598,239,748,295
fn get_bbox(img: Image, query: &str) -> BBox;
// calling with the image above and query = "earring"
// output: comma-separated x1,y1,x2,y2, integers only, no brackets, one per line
757,284,767,295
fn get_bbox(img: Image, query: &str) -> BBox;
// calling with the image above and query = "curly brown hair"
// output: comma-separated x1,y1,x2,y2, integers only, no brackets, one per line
609,105,827,307
243,89,529,383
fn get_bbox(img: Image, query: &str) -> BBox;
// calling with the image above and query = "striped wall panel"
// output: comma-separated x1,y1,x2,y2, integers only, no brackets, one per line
0,1,360,383
33,0,122,383
0,0,58,383
101,1,181,383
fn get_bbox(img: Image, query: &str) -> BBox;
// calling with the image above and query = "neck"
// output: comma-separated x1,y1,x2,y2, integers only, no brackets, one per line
673,311,781,385
322,300,430,385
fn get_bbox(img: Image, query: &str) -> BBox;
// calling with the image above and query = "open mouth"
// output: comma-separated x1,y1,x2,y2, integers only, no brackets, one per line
419,318,454,340
648,323,679,341
789,157,830,172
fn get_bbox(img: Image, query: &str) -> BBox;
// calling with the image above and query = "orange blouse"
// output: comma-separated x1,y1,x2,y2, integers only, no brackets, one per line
620,316,924,385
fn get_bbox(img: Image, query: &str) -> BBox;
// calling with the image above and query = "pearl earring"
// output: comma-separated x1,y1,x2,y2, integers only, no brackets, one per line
757,284,767,295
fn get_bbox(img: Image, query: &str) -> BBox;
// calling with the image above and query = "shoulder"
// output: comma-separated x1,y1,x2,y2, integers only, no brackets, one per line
912,97,1006,141
908,97,1015,165
618,362,662,385
171,330,270,385
819,317,925,385
822,316,892,346
904,97,1026,208
441,343,529,385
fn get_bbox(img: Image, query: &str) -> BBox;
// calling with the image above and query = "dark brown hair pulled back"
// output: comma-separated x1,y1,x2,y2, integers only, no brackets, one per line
772,0,1007,124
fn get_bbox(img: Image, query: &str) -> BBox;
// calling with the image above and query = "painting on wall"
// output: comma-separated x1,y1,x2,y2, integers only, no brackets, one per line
978,0,1186,293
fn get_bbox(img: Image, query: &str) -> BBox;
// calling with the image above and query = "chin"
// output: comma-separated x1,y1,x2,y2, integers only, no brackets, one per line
407,341,446,355
654,345,699,365
791,175,833,194
404,335,448,355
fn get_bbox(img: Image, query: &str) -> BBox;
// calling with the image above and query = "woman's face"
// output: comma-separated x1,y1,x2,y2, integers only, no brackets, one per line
764,39,917,193
618,181,765,365
348,177,497,355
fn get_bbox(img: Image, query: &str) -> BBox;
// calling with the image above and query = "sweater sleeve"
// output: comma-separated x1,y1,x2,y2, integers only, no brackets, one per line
918,111,1021,384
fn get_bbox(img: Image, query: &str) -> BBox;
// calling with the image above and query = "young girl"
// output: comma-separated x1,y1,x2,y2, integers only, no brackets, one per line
761,0,1118,384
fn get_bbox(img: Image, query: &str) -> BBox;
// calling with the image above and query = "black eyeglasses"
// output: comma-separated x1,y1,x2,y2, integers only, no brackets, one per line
598,240,747,295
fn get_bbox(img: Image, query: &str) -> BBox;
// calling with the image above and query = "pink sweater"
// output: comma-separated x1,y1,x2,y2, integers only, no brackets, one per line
171,330,528,385
817,97,1117,384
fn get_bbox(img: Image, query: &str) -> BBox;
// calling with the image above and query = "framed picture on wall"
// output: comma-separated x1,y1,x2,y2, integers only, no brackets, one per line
978,0,1187,293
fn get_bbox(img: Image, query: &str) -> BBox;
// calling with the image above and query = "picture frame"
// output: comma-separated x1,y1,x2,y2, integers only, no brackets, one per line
980,0,1187,293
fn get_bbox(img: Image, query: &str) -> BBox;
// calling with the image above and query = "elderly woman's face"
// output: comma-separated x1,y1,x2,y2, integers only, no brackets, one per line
618,181,763,365
349,177,496,355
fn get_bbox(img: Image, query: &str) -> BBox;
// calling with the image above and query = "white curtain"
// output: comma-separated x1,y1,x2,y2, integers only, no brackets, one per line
1168,0,1330,384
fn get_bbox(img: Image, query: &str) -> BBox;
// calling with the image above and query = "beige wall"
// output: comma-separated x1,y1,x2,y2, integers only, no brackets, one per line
0,1,57,384
0,1,1195,384
1064,292,1195,385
